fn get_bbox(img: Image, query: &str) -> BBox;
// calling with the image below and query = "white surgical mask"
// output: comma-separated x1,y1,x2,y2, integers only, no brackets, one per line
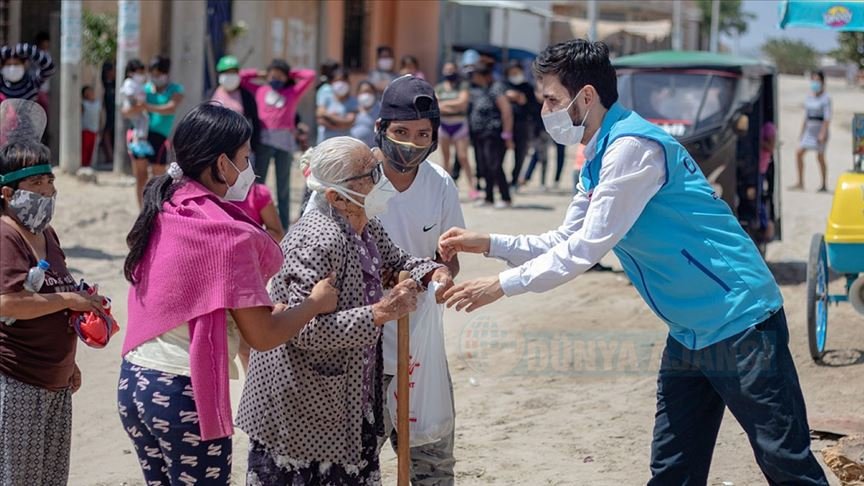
358,92,376,109
319,175,396,219
222,157,256,202
378,58,395,71
542,89,590,146
219,73,241,91
508,74,525,85
2,65,26,83
132,73,147,85
152,74,169,88
332,81,350,97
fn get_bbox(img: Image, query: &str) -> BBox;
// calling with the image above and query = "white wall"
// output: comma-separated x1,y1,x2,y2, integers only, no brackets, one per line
489,1,552,54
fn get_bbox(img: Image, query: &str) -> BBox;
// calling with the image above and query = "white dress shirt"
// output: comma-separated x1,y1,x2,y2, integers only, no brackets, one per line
488,131,666,296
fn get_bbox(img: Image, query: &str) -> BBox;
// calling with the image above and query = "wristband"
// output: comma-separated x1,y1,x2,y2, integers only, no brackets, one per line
501,131,513,141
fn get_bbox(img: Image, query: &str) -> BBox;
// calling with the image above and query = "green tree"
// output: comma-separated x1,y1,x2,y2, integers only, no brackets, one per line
82,10,117,68
696,0,756,48
830,32,864,69
762,38,819,75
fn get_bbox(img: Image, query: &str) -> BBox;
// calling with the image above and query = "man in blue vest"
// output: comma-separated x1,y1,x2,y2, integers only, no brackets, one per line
438,39,828,485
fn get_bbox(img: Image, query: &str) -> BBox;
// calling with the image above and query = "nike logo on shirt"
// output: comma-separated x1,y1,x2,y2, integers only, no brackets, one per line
423,224,437,232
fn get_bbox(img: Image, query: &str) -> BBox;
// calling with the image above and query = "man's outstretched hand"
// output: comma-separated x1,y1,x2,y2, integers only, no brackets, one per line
442,275,505,313
438,227,492,262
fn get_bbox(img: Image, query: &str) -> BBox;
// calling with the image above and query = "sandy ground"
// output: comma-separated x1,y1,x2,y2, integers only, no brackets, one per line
55,75,863,486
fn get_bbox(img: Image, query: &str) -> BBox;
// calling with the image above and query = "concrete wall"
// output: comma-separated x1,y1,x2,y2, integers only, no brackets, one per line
489,1,552,54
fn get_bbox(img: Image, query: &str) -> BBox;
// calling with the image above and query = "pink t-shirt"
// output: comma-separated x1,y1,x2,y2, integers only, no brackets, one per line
232,183,273,226
211,86,244,115
239,68,316,131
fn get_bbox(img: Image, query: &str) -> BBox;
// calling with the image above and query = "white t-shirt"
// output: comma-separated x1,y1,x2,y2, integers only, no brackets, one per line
126,313,242,379
377,162,465,375
82,100,101,133
303,161,466,375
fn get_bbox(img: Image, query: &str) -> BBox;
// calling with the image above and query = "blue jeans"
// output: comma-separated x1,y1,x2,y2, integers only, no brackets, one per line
649,309,827,485
254,144,293,228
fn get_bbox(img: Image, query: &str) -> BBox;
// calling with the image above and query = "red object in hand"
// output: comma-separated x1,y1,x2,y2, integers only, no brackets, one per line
70,289,120,349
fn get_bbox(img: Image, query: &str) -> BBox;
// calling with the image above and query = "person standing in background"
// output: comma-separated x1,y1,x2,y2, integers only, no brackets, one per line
80,86,101,168
316,68,357,144
351,80,381,148
369,46,398,93
435,62,478,199
210,56,260,156
400,55,426,80
99,62,116,165
792,70,831,192
0,43,55,102
467,61,514,208
504,61,538,191
144,55,184,168
240,59,316,228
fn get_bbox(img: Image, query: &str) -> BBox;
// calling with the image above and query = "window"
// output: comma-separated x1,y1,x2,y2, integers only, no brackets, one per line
342,0,366,71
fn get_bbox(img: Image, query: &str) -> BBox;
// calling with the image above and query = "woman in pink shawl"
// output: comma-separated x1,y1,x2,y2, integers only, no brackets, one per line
117,103,338,485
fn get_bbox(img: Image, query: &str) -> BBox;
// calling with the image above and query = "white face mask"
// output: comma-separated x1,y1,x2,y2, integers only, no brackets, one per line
508,74,525,85
542,88,590,146
326,175,396,219
2,65,26,83
132,73,147,85
219,73,241,91
332,81,350,97
222,156,256,202
358,92,376,109
378,58,394,71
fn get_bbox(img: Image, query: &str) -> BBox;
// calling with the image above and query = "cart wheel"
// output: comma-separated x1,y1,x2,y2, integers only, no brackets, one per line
806,233,829,361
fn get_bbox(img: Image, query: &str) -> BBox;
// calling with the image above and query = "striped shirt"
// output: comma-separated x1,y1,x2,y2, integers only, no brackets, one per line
0,43,56,101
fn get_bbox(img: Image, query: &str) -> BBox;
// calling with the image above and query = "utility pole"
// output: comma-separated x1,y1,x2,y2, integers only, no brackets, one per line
59,0,81,174
114,0,140,175
709,0,720,52
587,0,598,41
673,0,683,51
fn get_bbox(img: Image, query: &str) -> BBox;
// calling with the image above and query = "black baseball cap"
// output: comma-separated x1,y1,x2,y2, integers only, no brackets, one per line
379,74,440,123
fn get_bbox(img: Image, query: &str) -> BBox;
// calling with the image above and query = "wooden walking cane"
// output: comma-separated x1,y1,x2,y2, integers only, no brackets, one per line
397,271,411,486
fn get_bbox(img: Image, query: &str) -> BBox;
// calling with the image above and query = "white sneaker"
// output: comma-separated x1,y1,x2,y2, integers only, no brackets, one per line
474,199,492,207
494,201,512,210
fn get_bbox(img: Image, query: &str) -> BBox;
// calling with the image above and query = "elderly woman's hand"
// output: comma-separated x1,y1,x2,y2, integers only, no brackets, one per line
425,267,454,304
309,273,339,314
372,279,419,326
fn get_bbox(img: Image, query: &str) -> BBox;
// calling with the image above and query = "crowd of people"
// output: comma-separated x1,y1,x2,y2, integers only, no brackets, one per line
0,36,835,486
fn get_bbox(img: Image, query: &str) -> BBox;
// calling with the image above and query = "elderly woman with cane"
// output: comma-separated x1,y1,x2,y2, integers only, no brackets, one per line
237,136,452,485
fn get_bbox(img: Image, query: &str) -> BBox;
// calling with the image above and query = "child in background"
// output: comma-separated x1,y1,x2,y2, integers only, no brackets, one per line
80,86,100,167
120,60,153,160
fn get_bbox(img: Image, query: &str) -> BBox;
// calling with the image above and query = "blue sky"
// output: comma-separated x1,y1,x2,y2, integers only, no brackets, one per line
722,0,840,57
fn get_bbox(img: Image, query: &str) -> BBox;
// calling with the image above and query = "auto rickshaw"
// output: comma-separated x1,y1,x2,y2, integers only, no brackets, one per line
778,0,864,360
613,51,781,255
806,113,864,361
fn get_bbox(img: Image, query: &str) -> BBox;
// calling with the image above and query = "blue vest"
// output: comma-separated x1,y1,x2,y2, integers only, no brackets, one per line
581,103,783,350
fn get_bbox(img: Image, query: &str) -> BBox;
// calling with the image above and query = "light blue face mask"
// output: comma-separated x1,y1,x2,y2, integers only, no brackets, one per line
810,80,823,93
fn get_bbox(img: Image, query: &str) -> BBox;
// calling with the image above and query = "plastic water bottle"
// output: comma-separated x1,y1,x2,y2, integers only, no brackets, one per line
23,259,50,293
1,260,49,326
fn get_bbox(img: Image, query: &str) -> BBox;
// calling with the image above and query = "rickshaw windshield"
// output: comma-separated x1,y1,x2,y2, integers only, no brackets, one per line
617,71,737,136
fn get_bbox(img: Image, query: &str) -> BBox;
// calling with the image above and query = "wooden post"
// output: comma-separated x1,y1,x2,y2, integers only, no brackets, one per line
397,271,411,486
